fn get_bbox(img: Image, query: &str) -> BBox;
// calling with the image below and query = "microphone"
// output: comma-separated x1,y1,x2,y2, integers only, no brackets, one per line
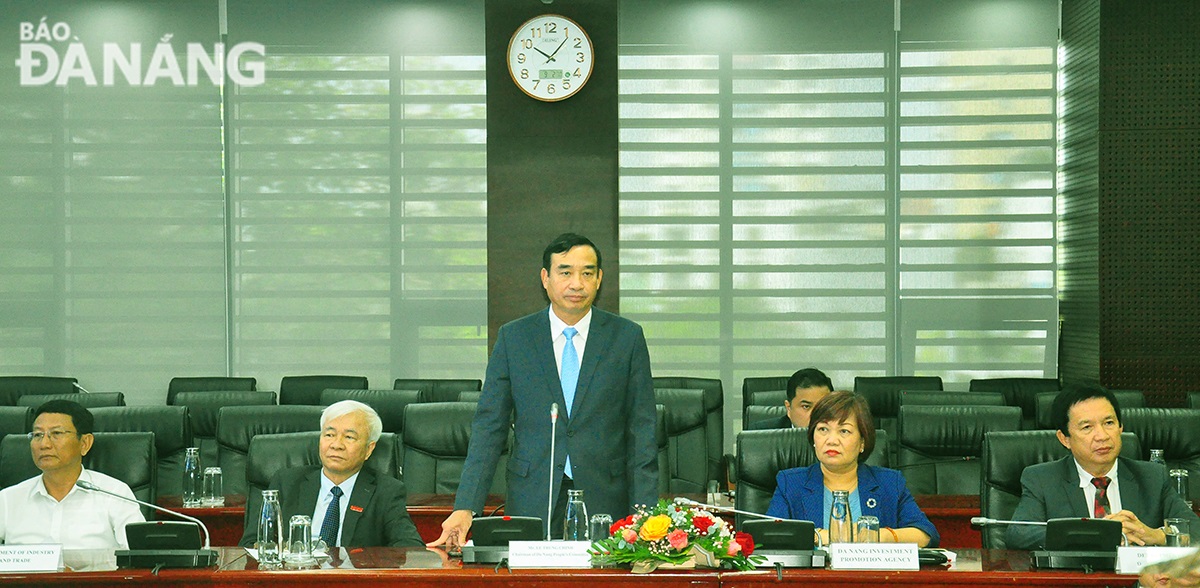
970,516,1047,527
75,480,218,567
547,402,559,541
673,496,794,523
73,382,92,394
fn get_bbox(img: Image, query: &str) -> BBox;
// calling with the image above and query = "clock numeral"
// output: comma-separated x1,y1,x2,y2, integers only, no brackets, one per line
520,68,529,80
576,52,585,63
522,39,533,49
530,27,541,38
563,79,571,90
573,67,582,78
532,80,540,89
574,38,582,49
546,22,557,33
517,53,526,64
547,83,556,95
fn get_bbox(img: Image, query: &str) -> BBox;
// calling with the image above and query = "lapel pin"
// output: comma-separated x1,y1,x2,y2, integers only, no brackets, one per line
866,498,877,509
350,505,364,513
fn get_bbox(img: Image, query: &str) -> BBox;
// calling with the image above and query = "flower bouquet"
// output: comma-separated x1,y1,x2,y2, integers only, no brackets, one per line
588,499,762,573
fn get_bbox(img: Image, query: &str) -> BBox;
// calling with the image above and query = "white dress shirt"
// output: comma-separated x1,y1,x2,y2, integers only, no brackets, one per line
0,467,145,549
549,307,592,381
1073,458,1123,516
311,470,359,547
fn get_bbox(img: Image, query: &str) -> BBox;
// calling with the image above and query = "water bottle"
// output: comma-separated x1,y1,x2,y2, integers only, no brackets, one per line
1170,469,1192,508
1150,449,1167,467
829,490,853,543
563,489,589,541
257,489,283,565
182,447,202,508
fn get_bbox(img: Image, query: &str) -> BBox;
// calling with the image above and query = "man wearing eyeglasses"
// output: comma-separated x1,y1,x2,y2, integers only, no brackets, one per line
0,399,144,549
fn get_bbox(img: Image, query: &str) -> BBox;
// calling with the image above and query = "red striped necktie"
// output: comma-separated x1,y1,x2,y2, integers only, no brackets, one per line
1090,476,1111,518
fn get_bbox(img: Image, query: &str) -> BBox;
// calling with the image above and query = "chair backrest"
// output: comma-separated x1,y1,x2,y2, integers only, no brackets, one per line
17,392,125,409
969,377,1060,425
216,405,324,496
0,431,157,519
173,390,278,468
319,388,423,435
401,402,505,495
244,431,402,526
1110,389,1147,410
655,405,669,495
1189,392,1200,409
279,375,368,405
654,388,710,494
0,406,32,444
897,405,1022,495
458,391,482,402
167,376,256,405
742,376,790,413
744,405,786,429
0,376,78,406
652,377,724,488
1121,407,1200,499
394,378,482,403
854,376,942,461
734,426,890,528
980,430,1141,549
899,390,1006,407
92,406,191,497
745,390,787,415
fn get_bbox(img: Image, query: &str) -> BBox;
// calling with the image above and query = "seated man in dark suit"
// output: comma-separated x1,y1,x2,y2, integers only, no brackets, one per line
238,400,422,548
1007,384,1199,550
747,367,833,430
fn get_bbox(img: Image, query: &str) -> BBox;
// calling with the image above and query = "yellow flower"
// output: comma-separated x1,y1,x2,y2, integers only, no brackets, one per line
639,514,672,541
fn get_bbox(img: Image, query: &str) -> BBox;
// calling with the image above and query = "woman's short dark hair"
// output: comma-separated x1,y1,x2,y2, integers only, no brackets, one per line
33,399,94,435
806,391,876,463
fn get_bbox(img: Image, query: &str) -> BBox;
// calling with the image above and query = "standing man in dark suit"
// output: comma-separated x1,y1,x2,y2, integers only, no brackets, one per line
1007,384,1199,550
747,367,833,430
238,400,423,548
429,233,657,547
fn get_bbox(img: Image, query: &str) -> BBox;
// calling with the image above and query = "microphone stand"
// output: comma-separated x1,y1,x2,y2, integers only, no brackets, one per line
75,480,218,568
547,402,558,541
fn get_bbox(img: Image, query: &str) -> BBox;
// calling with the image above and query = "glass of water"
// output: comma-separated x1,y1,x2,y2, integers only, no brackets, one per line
202,467,224,507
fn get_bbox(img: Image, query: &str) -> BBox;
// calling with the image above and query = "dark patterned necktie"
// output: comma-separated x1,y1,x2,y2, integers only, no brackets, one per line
1091,476,1111,518
319,486,344,547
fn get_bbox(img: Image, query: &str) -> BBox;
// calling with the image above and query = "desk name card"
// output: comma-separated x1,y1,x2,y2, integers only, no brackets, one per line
0,544,62,573
508,541,592,568
829,543,919,570
1116,546,1198,574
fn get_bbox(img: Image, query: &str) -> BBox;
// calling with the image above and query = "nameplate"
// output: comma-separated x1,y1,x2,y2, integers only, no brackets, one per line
0,544,63,573
1116,546,1198,574
508,541,592,568
829,543,919,570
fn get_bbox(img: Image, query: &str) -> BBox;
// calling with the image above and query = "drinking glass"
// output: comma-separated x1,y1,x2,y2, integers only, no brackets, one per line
202,467,224,507
1164,518,1191,547
283,515,317,567
589,513,613,541
855,515,880,543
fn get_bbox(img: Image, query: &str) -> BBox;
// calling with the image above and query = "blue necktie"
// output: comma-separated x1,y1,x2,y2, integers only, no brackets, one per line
561,327,579,478
319,486,344,547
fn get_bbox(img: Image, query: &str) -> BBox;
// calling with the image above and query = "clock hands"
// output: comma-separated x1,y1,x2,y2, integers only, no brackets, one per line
544,35,569,63
533,46,553,61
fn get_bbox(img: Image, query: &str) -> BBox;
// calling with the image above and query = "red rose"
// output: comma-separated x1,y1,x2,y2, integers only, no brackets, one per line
610,515,635,536
692,515,715,535
733,532,755,556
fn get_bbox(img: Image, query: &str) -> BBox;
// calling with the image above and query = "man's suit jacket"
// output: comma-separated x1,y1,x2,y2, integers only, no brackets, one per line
454,307,658,523
748,415,793,431
238,466,423,548
1007,456,1200,550
765,463,941,546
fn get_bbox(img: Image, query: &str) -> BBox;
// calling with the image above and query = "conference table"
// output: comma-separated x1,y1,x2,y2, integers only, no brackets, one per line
0,546,1143,588
160,493,987,548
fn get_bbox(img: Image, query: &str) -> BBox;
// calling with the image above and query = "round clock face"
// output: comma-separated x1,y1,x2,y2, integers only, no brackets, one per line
507,14,594,102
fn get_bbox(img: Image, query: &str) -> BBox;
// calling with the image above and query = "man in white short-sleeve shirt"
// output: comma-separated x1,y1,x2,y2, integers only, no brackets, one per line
0,400,144,549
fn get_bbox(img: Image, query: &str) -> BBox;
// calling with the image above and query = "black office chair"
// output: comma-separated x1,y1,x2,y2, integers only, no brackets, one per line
458,391,482,402
742,376,790,415
92,406,191,497
167,376,256,405
279,375,368,406
0,431,157,519
655,404,669,495
0,406,32,444
854,376,942,461
319,388,423,435
653,377,724,491
1189,392,1200,409
980,430,1141,549
17,392,125,409
1121,408,1200,500
897,405,1022,495
743,405,786,430
401,402,506,496
394,378,482,403
215,405,324,496
969,377,1059,428
173,390,278,468
899,390,1006,407
655,387,711,494
0,376,78,406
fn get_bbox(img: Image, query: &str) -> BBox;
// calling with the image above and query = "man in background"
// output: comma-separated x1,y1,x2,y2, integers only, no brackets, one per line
747,367,833,430
429,233,657,548
0,399,144,548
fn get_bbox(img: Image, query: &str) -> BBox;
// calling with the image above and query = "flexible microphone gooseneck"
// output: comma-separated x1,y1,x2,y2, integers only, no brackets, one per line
673,496,795,523
969,516,1047,527
547,402,559,541
75,480,214,549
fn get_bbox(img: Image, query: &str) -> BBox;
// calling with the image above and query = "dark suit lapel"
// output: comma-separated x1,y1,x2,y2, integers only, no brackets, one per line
571,309,609,416
1114,457,1144,515
528,309,563,411
857,466,882,517
800,466,825,523
340,470,376,546
293,468,324,520
1055,456,1091,518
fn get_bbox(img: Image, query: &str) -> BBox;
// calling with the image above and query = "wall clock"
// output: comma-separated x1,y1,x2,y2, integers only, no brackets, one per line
507,14,594,102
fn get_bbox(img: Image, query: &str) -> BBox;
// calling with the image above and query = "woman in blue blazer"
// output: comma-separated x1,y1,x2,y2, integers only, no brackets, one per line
766,391,939,546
